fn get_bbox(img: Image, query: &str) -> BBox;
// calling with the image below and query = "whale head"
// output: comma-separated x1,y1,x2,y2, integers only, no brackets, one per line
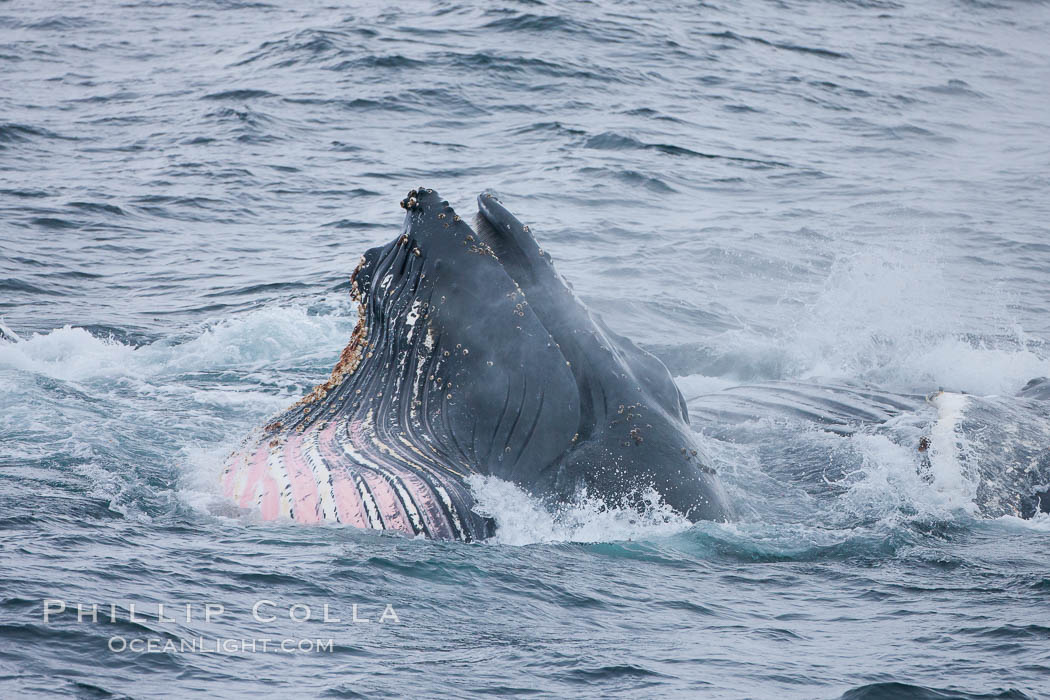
336,187,732,523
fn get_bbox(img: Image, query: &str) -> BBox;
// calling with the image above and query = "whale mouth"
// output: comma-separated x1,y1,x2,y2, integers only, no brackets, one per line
224,187,730,539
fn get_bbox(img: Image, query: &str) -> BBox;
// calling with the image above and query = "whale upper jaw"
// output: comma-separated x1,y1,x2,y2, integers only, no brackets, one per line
356,187,690,424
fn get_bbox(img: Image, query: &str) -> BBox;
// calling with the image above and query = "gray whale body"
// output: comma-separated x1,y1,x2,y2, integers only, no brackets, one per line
222,188,732,539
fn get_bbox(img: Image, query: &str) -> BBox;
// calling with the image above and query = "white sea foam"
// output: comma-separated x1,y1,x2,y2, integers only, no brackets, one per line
0,325,139,381
923,391,978,511
994,511,1050,532
179,443,257,522
467,474,695,546
0,300,356,384
675,373,738,398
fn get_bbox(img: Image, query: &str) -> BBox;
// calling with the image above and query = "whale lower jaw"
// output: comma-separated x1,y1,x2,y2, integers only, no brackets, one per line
221,414,492,541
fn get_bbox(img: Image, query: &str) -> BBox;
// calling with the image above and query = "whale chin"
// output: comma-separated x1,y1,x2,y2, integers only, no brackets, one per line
222,187,732,539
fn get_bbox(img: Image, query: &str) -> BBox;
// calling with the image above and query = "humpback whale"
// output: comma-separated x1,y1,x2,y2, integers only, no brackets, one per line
222,188,732,539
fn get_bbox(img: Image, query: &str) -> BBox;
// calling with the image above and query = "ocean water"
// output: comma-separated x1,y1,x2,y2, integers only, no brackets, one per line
2,0,1050,697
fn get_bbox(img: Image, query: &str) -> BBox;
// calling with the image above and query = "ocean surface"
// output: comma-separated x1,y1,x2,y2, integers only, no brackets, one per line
2,0,1050,697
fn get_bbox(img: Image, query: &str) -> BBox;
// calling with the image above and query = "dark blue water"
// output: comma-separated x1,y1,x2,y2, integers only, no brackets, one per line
2,1,1050,697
